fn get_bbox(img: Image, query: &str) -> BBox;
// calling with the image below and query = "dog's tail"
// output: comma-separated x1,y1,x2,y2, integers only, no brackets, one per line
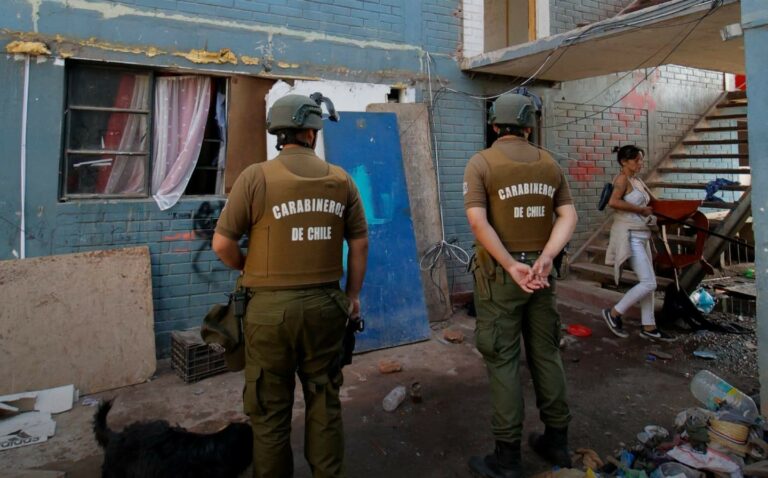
93,399,116,448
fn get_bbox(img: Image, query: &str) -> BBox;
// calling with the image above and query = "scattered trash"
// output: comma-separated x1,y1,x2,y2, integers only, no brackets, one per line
650,461,703,478
81,397,100,407
690,370,760,423
378,359,403,374
667,443,741,476
691,288,716,314
409,382,422,404
0,384,77,450
648,350,673,360
573,448,604,470
636,425,669,448
646,355,657,362
443,329,464,343
692,349,718,360
382,385,407,412
743,268,755,279
567,324,592,337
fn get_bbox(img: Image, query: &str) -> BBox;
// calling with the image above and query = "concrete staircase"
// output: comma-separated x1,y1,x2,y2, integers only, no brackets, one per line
568,90,752,293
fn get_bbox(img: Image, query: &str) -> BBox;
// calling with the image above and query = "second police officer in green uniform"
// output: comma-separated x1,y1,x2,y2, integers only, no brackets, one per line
463,93,578,478
212,93,369,478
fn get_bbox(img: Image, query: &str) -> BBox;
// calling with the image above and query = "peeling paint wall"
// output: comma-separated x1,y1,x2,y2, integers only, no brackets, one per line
0,0,499,354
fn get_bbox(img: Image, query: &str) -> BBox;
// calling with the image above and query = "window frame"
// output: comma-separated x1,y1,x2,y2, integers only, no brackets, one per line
60,62,230,201
61,63,155,201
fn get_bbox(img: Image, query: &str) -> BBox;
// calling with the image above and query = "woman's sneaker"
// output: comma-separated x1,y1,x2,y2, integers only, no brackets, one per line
639,328,676,342
602,309,629,338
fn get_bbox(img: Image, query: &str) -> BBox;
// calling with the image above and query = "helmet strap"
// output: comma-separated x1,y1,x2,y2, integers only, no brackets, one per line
275,129,314,151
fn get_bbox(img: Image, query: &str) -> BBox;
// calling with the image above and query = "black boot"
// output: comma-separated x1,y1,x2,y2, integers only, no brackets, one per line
468,440,522,478
529,426,572,468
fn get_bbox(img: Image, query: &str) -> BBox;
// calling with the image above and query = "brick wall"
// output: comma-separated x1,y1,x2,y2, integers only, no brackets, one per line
114,0,408,43
53,200,239,355
550,0,626,34
423,0,461,55
462,0,484,57
429,90,488,293
549,102,648,246
657,65,723,90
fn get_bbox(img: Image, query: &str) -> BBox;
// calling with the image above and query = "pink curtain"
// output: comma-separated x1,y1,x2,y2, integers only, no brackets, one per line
152,76,211,210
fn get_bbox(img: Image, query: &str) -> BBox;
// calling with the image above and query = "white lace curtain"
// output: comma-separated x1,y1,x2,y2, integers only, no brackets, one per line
104,75,150,194
152,76,211,210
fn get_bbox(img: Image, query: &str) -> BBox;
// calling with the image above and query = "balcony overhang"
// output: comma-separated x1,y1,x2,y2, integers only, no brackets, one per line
461,0,744,82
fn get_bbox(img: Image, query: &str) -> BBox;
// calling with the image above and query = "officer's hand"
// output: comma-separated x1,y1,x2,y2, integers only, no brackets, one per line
531,255,553,288
505,262,538,294
347,295,361,319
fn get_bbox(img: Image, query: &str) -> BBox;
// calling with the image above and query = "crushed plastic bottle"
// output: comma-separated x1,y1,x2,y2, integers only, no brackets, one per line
382,385,407,412
690,370,760,424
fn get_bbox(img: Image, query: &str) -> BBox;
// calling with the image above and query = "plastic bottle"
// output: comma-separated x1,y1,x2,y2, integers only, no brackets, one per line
382,385,407,412
690,370,759,423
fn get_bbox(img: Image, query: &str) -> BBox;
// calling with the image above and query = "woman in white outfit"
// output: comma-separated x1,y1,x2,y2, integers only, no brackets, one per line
603,145,675,341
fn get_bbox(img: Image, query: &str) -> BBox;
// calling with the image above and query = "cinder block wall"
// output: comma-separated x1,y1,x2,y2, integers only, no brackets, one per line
550,0,625,34
52,200,240,353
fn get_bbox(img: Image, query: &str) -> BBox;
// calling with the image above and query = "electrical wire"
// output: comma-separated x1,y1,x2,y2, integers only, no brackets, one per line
420,52,471,305
542,0,722,129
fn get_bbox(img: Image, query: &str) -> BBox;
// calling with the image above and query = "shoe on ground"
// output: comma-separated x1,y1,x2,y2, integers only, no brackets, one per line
639,328,676,342
468,441,521,478
601,308,629,338
529,427,572,468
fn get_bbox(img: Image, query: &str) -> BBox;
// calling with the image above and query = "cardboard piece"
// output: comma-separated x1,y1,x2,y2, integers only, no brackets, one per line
0,247,156,395
0,412,56,450
0,384,77,416
367,103,452,322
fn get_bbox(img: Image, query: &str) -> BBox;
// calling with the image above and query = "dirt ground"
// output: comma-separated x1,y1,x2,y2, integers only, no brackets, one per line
2,297,759,478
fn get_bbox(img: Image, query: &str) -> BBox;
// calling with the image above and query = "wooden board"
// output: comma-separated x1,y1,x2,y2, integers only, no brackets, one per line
225,76,275,193
367,103,452,322
0,247,156,395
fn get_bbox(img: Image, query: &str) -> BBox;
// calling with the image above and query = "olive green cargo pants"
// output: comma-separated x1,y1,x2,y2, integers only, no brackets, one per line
472,261,571,443
243,286,348,478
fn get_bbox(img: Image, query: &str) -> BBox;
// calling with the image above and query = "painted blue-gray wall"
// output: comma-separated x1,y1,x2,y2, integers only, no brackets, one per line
742,0,768,412
0,0,503,355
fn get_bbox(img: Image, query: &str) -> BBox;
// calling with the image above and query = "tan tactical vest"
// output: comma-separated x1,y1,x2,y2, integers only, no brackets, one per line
480,146,562,252
243,159,348,288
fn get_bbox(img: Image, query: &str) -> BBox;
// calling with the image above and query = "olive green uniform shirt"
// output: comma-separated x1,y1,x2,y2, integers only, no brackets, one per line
463,136,573,251
216,147,367,287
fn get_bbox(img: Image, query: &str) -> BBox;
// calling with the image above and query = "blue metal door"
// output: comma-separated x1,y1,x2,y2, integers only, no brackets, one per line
323,112,430,352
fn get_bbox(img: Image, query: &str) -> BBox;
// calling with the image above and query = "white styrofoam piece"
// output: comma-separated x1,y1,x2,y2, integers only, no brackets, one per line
0,411,55,438
0,385,75,414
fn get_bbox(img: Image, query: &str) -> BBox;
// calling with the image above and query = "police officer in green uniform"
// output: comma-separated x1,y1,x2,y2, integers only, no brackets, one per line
463,93,578,478
212,93,369,478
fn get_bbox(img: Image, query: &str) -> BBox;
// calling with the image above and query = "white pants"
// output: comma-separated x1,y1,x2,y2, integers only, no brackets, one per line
614,231,656,327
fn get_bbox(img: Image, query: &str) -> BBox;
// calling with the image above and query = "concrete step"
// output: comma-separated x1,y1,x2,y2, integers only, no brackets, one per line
705,113,747,121
557,279,652,320
693,125,747,133
716,100,748,109
726,90,747,100
682,139,748,146
702,201,738,209
647,182,748,191
656,167,750,174
569,262,673,290
669,153,748,159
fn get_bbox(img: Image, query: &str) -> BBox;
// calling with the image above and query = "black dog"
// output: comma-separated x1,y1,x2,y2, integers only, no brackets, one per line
94,400,252,478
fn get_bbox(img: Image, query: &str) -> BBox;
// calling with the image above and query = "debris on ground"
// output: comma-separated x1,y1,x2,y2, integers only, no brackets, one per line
0,385,77,450
571,369,766,478
442,329,464,343
377,359,402,374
